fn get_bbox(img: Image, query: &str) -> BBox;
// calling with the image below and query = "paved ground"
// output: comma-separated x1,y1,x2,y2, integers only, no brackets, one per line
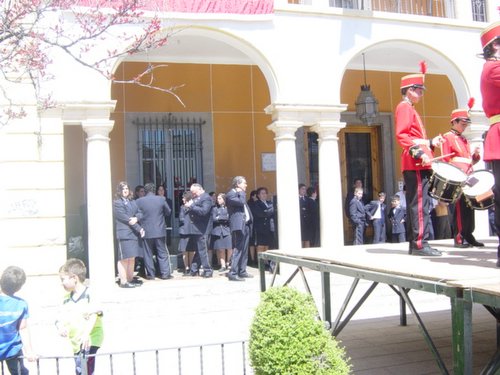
16,240,499,374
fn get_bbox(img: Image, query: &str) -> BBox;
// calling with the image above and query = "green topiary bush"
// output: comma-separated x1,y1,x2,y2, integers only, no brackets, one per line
249,286,351,375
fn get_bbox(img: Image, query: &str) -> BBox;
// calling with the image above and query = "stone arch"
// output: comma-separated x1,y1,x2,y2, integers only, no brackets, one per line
341,39,470,105
111,24,279,104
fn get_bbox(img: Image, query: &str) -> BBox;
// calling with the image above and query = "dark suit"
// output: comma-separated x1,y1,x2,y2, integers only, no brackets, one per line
365,200,386,244
186,192,213,275
389,206,406,243
226,188,252,277
211,206,230,238
113,198,142,241
136,192,172,278
299,196,317,244
349,197,366,245
113,198,143,260
252,199,275,247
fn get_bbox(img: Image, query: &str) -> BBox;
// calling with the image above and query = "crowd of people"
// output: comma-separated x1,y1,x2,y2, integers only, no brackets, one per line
112,176,294,286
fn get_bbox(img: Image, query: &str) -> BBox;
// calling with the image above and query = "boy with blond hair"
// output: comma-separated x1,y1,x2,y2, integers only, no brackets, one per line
56,259,103,375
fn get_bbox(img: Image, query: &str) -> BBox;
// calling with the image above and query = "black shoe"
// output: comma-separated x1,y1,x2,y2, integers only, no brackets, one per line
239,273,254,278
202,271,213,278
411,247,442,256
119,282,136,288
228,274,245,281
218,266,227,273
189,271,198,277
160,275,173,280
145,276,155,280
454,243,470,248
469,240,485,247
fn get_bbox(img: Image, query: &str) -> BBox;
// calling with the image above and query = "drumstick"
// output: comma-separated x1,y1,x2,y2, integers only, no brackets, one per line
416,153,455,166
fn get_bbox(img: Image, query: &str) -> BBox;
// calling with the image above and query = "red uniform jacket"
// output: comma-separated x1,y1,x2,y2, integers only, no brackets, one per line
395,100,433,171
481,59,500,161
441,130,479,174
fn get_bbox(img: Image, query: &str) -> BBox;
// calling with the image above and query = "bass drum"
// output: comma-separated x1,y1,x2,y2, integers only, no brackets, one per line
462,170,495,210
428,162,467,203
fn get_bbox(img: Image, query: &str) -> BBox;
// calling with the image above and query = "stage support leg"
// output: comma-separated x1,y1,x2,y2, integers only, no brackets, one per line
400,293,407,326
321,271,331,325
259,255,267,292
451,296,473,375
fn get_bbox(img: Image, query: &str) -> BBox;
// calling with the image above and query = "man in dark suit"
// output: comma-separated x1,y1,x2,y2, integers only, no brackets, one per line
365,192,387,244
226,176,253,281
349,187,366,245
388,195,406,243
135,182,172,280
184,183,214,278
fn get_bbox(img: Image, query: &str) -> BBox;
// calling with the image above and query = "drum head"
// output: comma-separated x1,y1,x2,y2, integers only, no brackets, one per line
462,170,495,195
431,162,467,183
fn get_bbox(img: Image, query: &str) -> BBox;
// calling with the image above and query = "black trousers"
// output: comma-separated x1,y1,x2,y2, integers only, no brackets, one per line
453,194,475,245
404,169,433,251
491,160,500,258
143,237,171,278
229,225,250,277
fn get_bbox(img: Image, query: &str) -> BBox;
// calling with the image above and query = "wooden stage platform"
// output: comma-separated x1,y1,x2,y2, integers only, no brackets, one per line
258,238,500,375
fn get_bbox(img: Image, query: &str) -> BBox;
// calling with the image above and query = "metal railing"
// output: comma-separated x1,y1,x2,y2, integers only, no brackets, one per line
4,341,252,375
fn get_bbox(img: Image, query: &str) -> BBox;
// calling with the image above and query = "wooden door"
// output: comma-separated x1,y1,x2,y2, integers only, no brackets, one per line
340,125,382,244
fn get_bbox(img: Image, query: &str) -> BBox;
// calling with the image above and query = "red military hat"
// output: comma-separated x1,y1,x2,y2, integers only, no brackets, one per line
480,21,500,50
400,61,427,90
450,98,474,123
450,109,471,123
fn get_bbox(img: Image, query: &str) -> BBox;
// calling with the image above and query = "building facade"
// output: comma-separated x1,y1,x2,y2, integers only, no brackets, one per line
1,1,496,286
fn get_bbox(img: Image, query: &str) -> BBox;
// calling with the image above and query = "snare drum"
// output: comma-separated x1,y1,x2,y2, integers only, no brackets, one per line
462,170,495,210
428,162,467,203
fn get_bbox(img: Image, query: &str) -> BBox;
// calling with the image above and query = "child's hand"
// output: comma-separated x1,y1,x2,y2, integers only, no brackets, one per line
81,337,91,351
57,326,68,337
24,351,38,362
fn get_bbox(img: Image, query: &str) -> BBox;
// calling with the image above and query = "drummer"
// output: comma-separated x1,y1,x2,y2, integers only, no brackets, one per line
441,104,482,248
480,21,500,267
395,61,445,256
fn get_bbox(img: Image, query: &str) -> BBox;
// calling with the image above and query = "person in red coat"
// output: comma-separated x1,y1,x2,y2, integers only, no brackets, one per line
480,21,500,267
441,105,482,248
395,62,444,256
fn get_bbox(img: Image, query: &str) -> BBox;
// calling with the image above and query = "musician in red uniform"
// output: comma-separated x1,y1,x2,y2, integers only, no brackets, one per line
395,62,444,256
480,21,500,267
441,105,482,248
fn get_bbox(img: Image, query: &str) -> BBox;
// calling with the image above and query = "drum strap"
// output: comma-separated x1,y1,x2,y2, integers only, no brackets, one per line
488,114,500,125
413,139,430,146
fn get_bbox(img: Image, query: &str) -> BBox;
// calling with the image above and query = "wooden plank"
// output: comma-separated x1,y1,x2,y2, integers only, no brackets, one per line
269,241,499,284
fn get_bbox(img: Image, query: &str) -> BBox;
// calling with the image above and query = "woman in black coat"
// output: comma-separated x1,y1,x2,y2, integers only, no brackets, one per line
113,181,144,288
210,193,232,272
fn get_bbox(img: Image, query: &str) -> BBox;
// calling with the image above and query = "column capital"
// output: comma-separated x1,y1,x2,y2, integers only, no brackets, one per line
310,120,346,141
267,120,303,141
82,120,114,142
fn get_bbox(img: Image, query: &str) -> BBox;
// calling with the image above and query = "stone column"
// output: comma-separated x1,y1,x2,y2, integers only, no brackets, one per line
466,110,490,239
82,119,115,299
267,120,303,250
311,120,346,249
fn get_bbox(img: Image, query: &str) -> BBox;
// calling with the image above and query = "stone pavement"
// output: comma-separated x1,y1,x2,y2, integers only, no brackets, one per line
17,254,497,374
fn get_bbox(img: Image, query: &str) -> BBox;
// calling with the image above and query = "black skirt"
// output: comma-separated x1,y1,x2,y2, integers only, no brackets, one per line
210,234,232,250
117,239,141,260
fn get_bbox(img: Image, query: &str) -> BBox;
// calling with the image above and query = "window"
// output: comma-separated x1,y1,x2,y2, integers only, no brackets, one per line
135,114,204,215
471,0,486,22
